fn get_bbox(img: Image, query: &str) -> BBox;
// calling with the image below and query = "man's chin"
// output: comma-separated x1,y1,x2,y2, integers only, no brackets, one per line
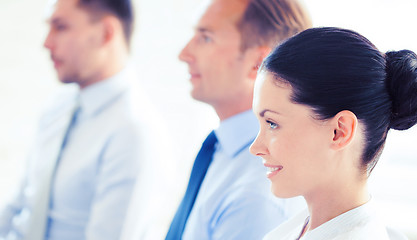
190,88,202,101
190,89,211,105
57,72,78,85
58,77,74,84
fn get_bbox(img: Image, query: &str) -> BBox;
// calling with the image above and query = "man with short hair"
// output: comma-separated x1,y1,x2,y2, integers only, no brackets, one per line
0,0,158,239
165,0,312,239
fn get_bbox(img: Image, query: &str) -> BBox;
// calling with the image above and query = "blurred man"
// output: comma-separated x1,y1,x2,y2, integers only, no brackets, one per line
0,0,161,239
165,0,312,239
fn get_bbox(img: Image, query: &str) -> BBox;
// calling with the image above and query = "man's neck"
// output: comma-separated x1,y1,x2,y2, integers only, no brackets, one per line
79,63,126,90
213,100,252,121
215,106,252,121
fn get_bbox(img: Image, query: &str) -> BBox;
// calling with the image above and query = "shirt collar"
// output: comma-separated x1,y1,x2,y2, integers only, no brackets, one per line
214,110,259,157
78,67,132,118
304,198,375,239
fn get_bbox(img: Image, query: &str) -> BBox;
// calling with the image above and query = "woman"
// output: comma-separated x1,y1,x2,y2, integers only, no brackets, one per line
250,27,417,239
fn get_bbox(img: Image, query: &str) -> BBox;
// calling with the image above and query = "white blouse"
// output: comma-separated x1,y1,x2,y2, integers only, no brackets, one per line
264,201,390,240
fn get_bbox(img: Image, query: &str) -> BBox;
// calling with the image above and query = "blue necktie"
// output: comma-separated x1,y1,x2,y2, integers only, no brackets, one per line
55,102,81,162
166,131,217,240
21,100,81,240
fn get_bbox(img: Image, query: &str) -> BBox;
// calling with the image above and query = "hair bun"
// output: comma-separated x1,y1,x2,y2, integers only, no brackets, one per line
385,50,417,130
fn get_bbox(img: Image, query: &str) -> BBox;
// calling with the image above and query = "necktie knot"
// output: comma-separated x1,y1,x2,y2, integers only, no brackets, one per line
201,130,217,151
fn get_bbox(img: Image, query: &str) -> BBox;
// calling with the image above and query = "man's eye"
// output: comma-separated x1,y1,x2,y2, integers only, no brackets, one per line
198,34,212,43
55,24,67,31
202,35,212,42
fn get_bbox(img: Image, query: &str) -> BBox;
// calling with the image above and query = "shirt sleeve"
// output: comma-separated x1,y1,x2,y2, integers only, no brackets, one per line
0,144,37,239
0,185,25,237
85,123,142,240
0,103,63,239
210,189,288,240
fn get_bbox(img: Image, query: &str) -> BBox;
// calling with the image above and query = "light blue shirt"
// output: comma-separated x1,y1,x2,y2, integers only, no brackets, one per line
0,67,156,240
182,110,306,240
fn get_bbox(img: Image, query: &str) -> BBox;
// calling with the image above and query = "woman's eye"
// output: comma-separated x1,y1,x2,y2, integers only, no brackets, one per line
266,120,278,129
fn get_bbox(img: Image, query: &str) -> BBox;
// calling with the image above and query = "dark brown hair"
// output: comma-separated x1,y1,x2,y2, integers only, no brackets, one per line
77,0,134,47
263,27,417,173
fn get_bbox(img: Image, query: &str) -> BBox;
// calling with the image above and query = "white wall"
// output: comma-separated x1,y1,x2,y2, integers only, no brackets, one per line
0,0,60,204
0,0,416,238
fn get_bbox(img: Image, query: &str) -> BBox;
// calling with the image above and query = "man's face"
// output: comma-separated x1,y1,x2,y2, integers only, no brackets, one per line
44,0,104,86
179,0,255,109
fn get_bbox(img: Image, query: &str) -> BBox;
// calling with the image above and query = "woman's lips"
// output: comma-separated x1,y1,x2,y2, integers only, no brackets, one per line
264,164,283,178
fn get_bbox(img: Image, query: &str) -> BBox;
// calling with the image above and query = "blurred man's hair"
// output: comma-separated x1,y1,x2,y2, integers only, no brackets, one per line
78,0,134,46
237,0,312,50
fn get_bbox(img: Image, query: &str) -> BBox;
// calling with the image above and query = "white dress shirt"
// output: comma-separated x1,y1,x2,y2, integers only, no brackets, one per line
264,200,390,240
0,67,161,240
182,110,306,240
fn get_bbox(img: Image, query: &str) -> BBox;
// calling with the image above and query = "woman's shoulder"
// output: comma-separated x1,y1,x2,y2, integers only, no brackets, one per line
337,201,390,240
332,221,390,240
316,201,390,240
263,209,309,240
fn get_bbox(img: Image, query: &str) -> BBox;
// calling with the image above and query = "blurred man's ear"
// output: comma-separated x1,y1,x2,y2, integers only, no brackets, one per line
248,46,271,80
101,15,121,45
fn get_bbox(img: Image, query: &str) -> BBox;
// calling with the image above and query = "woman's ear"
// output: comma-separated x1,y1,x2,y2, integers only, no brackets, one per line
331,110,358,150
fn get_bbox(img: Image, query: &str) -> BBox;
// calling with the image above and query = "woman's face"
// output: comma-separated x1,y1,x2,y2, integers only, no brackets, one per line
250,72,338,198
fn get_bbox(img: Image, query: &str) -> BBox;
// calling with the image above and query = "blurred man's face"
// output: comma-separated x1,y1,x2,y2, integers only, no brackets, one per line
44,0,104,87
179,0,255,110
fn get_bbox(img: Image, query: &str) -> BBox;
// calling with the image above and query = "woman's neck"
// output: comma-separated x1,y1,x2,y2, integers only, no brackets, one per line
304,180,370,232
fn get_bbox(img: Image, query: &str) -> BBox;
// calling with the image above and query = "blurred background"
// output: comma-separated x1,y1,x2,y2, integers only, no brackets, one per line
0,0,416,238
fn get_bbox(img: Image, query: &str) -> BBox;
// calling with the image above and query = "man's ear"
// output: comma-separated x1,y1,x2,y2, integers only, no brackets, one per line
248,46,271,80
100,15,118,45
331,110,358,150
